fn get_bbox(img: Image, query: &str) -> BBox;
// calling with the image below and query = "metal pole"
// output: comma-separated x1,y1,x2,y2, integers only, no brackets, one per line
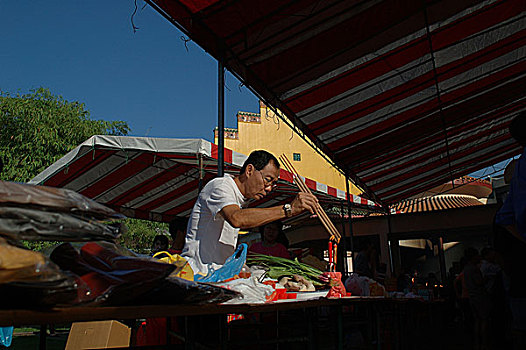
386,213,396,277
345,175,355,270
218,61,225,177
437,236,447,284
340,202,348,274
198,153,204,192
39,325,47,350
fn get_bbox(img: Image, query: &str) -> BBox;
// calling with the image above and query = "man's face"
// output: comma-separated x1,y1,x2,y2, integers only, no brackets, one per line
153,240,167,253
245,161,279,200
263,223,279,243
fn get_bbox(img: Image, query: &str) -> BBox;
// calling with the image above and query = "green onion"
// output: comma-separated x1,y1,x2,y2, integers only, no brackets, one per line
246,254,327,287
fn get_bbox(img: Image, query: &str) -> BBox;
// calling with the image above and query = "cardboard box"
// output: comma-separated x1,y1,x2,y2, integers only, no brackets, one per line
65,320,130,349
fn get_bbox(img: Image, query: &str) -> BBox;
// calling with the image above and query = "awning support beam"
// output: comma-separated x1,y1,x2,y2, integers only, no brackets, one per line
339,202,348,274
218,61,225,177
345,175,355,271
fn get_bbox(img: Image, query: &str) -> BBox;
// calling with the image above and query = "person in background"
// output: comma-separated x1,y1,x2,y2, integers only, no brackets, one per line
376,263,387,285
248,221,290,259
463,247,490,350
396,267,411,292
480,247,501,296
454,257,473,336
354,238,376,279
168,217,188,255
494,111,526,348
496,112,526,241
151,235,169,256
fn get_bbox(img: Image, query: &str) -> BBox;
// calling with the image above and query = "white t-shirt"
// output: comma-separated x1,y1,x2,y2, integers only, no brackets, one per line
181,175,247,276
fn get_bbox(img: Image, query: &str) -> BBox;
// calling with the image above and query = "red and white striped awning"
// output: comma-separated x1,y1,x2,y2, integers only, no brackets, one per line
148,0,526,205
29,136,380,222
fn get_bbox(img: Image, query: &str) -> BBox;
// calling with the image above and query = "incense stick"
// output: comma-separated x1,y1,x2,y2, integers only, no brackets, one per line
279,154,341,242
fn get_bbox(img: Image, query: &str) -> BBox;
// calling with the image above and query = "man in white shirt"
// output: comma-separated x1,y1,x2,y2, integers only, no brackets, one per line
182,150,317,276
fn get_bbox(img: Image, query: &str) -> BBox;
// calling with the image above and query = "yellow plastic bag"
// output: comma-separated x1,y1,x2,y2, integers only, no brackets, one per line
152,251,194,281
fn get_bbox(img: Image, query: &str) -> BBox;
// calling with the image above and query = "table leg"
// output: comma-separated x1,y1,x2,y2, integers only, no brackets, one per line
337,306,343,350
39,324,47,350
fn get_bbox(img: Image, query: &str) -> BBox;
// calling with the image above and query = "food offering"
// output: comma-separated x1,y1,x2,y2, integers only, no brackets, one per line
246,253,347,299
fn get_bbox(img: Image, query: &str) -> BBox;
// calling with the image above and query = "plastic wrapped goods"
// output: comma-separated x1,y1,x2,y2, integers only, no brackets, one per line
0,237,47,283
0,238,89,308
138,277,242,305
50,242,240,306
50,242,176,305
0,181,122,220
0,207,121,242
0,181,124,242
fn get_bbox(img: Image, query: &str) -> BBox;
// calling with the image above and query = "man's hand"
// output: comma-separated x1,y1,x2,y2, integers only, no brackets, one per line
290,192,318,216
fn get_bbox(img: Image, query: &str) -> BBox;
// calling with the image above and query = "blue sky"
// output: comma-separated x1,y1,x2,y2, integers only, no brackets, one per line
0,0,259,141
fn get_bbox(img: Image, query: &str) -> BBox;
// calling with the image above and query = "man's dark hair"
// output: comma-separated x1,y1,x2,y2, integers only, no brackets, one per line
169,216,188,239
258,221,289,248
152,235,169,246
240,150,280,175
258,220,283,235
509,112,526,147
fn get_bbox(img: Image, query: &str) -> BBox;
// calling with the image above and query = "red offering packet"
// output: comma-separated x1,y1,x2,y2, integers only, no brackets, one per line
325,272,347,298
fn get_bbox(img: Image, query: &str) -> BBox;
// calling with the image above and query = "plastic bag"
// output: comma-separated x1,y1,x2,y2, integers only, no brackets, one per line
0,181,122,220
50,242,176,305
137,277,242,305
0,237,46,283
0,238,88,308
216,276,274,304
195,243,248,283
0,181,124,242
0,207,121,242
152,251,194,281
0,327,13,347
344,273,371,296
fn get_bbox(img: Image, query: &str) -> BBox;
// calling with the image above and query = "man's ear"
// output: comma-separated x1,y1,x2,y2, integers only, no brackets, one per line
245,164,255,177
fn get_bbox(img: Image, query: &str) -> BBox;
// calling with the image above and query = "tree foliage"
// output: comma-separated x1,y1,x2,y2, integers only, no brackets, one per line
119,218,169,255
21,218,169,254
0,87,130,183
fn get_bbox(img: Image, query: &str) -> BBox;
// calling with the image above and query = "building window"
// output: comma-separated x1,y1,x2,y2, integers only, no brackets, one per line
293,153,301,161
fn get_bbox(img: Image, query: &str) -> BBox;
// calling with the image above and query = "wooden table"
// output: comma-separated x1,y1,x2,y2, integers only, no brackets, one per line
0,297,446,350
0,296,389,326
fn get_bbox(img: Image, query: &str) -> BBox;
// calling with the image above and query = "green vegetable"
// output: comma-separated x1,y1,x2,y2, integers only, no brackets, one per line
246,254,326,287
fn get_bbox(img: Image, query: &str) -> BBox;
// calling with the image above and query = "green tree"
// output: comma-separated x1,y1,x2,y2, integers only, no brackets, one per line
120,218,169,255
0,87,130,183
20,218,169,254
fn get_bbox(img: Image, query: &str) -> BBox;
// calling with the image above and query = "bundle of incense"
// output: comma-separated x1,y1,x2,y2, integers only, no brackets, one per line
279,154,341,242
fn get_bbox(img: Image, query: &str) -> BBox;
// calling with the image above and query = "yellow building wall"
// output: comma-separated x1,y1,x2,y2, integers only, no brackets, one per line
215,102,361,195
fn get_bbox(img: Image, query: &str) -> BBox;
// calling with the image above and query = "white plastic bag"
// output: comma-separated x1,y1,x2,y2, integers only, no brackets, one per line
217,276,274,304
344,273,371,296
